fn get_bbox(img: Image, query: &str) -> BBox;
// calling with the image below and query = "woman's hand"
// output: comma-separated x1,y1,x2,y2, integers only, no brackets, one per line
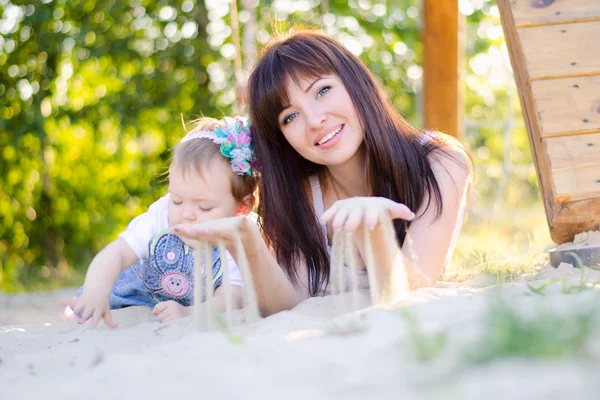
170,216,245,252
322,197,422,305
171,214,302,316
320,197,415,232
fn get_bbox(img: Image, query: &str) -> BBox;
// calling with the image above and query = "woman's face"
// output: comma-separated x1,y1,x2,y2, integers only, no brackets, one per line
277,74,364,167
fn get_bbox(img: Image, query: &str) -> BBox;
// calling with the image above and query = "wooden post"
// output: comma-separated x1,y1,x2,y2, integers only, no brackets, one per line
422,0,461,138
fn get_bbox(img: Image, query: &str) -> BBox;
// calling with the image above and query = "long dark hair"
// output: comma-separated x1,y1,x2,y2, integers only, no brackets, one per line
248,31,468,295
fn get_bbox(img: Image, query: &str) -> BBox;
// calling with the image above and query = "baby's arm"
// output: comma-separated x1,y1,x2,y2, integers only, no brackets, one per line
71,238,138,328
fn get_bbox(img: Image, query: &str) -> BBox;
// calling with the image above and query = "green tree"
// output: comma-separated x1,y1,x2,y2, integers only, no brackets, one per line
0,0,221,290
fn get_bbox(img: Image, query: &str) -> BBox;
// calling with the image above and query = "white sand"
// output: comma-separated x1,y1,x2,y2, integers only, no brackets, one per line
2,263,600,399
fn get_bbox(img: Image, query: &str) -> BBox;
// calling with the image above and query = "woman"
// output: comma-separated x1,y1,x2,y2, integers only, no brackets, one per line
172,31,472,316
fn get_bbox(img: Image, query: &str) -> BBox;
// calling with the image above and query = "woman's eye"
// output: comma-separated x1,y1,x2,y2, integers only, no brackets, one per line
316,86,331,98
283,112,298,125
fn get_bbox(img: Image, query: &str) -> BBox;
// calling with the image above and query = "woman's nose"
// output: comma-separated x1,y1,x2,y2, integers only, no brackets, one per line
306,106,326,129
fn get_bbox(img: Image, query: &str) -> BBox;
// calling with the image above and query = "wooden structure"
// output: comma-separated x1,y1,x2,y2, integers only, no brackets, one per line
498,0,600,244
423,0,460,138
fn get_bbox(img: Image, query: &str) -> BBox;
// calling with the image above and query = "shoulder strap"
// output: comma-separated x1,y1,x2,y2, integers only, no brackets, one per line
309,175,325,218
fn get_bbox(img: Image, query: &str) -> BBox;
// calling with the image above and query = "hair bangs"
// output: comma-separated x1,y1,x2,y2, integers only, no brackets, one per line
250,38,337,141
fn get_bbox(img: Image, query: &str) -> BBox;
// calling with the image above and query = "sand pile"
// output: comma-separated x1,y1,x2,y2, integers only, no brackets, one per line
2,263,600,399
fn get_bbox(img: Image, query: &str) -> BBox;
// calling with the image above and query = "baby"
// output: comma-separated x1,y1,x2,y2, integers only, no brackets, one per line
66,116,257,327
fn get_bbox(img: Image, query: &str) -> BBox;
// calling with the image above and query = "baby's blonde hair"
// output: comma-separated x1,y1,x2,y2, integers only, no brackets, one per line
171,117,256,202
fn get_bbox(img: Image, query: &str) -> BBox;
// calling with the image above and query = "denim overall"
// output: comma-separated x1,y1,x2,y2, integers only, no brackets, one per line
76,229,223,309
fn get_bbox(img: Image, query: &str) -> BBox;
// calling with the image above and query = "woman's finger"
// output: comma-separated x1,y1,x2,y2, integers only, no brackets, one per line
364,206,381,230
388,202,415,221
171,217,243,240
170,223,200,238
320,203,339,224
331,207,351,231
172,228,219,247
343,207,364,232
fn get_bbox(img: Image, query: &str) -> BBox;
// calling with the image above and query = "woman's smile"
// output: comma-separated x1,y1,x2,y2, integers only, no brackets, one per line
315,124,345,148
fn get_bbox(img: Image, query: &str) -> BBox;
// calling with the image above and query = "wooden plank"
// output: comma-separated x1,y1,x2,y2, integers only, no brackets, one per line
422,0,460,138
499,0,600,244
510,0,600,26
551,199,600,244
498,0,562,240
532,76,600,136
546,133,600,202
543,129,600,139
518,21,600,79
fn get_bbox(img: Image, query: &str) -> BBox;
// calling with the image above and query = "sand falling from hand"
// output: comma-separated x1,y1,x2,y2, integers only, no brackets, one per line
193,231,260,331
330,213,409,311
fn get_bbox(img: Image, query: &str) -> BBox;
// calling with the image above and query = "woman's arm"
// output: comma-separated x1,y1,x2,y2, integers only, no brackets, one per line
402,151,471,283
388,151,471,296
367,152,470,302
323,150,471,304
238,218,311,315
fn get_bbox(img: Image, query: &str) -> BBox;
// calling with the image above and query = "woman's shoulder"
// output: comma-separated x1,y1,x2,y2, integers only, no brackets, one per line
419,130,474,180
424,131,473,184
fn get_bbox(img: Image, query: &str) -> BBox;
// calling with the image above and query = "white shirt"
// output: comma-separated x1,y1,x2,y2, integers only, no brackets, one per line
118,194,244,287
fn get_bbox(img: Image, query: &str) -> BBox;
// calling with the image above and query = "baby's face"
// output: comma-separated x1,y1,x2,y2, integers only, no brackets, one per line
168,160,240,227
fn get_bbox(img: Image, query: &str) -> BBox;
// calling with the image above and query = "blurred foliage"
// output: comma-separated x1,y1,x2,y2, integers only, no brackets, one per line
0,0,219,290
0,0,540,291
469,296,598,363
460,1,539,209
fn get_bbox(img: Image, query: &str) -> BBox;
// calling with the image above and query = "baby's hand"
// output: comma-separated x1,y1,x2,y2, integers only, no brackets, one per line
152,300,191,323
70,287,118,328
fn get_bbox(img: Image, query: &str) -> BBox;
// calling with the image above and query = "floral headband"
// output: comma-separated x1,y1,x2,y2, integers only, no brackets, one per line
181,116,257,177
